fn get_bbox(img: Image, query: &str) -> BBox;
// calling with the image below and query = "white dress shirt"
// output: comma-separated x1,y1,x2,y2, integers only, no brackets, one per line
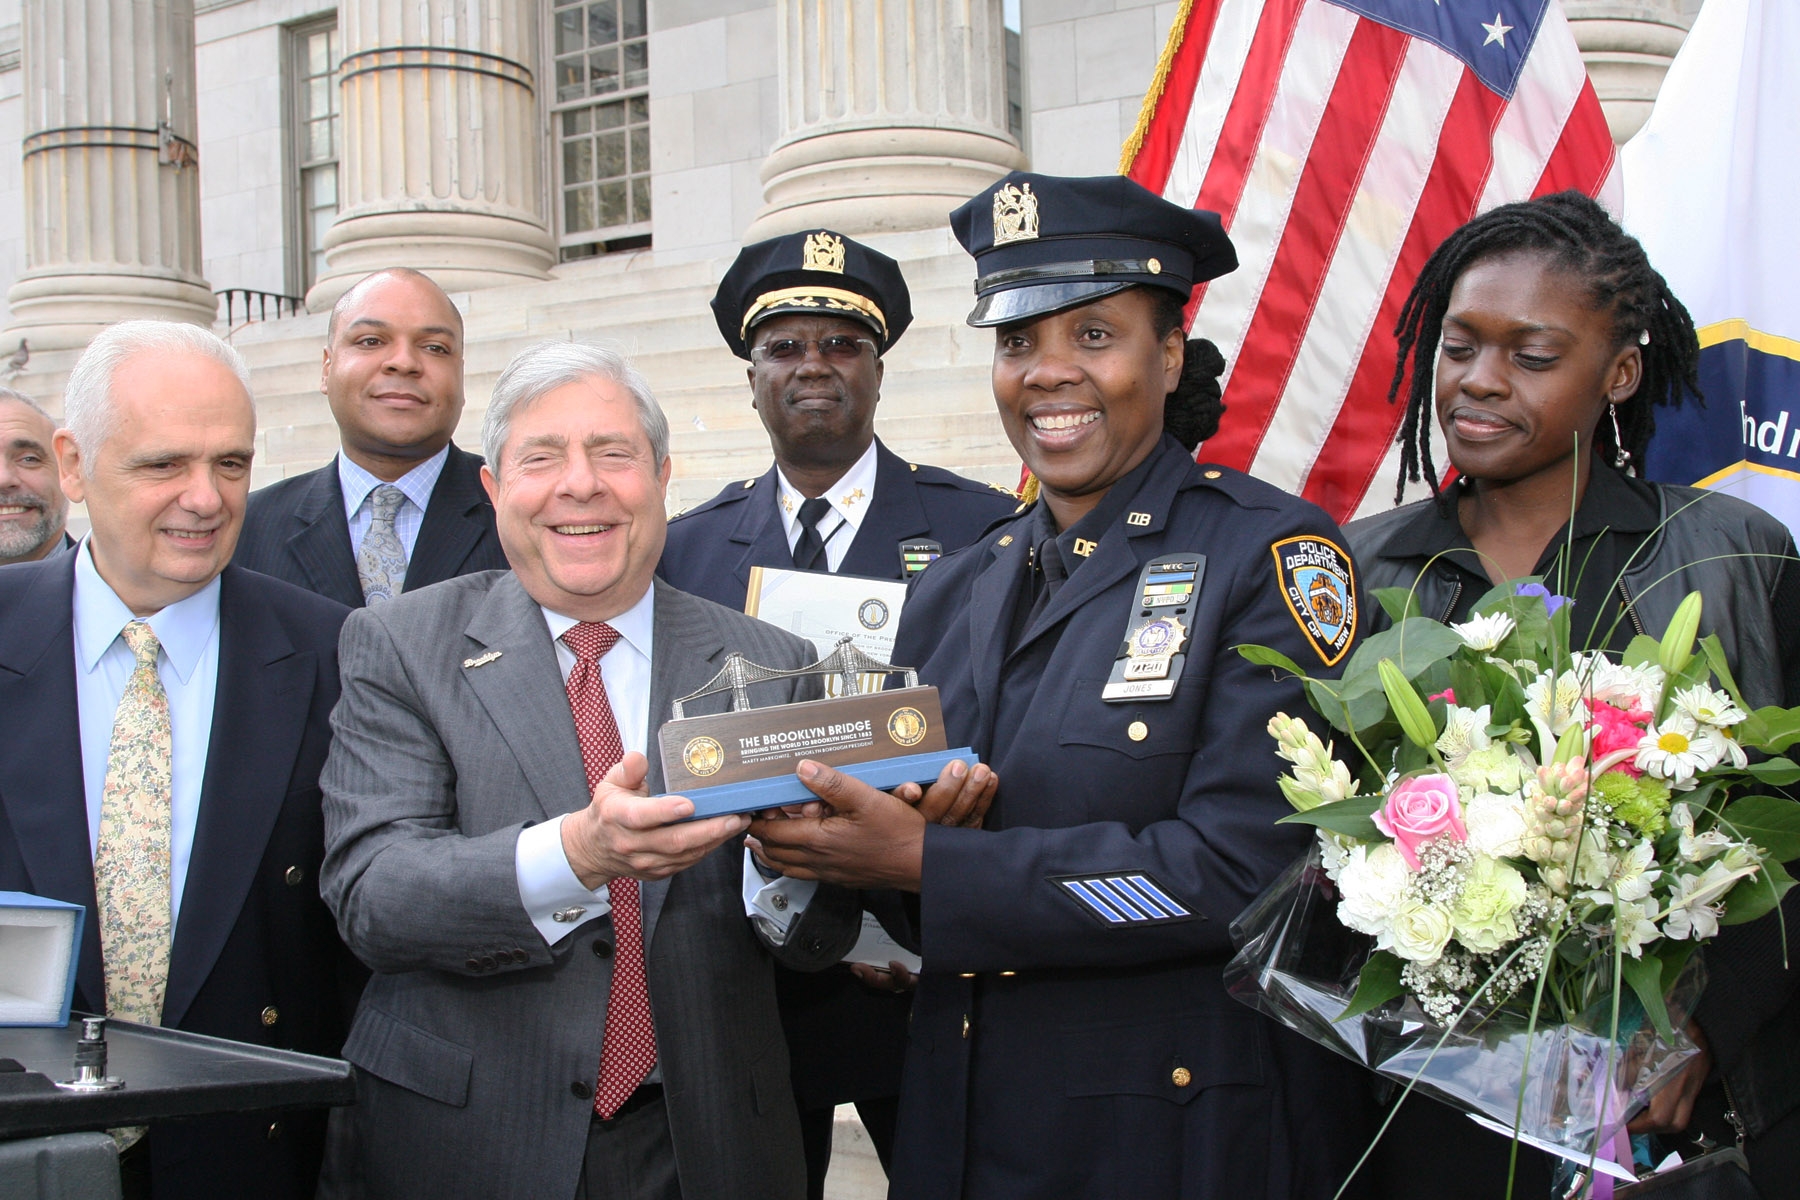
773,438,879,573
510,581,811,947
72,539,222,926
338,445,449,561
512,581,656,946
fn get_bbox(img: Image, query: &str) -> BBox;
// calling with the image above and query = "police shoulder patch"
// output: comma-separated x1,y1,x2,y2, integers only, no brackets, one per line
1270,534,1357,667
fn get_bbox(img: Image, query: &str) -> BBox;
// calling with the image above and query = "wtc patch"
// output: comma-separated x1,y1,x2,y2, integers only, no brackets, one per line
1270,535,1357,667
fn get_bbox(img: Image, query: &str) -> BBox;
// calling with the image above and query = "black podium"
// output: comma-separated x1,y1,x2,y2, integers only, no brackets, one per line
0,1017,354,1198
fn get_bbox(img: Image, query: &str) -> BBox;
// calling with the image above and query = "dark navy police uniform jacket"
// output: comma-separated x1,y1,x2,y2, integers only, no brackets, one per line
885,435,1375,1199
658,437,1017,612
657,435,1016,1114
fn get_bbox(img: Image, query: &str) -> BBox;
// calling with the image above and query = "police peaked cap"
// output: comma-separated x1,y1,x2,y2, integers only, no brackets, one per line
949,172,1237,327
712,229,914,359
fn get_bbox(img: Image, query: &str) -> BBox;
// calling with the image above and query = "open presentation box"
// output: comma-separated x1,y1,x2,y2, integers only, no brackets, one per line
0,892,85,1027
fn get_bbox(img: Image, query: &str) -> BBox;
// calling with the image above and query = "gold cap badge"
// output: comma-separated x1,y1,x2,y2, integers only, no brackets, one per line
993,182,1039,246
802,231,846,273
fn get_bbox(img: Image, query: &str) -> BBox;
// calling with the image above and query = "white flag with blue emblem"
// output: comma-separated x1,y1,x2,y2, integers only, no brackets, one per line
1623,0,1800,537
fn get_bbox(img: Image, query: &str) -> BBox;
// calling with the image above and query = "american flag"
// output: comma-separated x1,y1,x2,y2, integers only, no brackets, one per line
1124,0,1620,522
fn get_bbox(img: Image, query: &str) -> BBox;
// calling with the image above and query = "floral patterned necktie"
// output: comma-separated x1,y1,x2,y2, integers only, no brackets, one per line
94,620,174,1026
561,621,659,1117
356,484,408,604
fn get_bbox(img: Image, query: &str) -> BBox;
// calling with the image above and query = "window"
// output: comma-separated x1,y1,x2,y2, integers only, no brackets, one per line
549,0,652,260
287,17,341,295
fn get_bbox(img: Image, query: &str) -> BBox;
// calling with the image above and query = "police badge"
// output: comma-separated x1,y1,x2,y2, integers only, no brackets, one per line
802,230,846,273
992,182,1039,245
1270,535,1357,666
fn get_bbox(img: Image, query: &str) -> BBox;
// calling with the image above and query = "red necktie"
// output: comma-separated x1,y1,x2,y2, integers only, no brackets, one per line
561,621,658,1118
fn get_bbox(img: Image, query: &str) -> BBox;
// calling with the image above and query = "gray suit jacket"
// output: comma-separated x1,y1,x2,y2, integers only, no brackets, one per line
318,571,857,1200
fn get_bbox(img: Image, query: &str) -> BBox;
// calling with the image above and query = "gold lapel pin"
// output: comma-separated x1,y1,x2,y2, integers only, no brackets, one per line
462,651,503,669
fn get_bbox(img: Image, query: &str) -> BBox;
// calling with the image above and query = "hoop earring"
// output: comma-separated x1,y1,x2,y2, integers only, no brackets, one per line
1609,404,1632,473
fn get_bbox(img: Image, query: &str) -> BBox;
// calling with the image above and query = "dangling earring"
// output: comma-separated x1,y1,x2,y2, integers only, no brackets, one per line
1609,404,1632,473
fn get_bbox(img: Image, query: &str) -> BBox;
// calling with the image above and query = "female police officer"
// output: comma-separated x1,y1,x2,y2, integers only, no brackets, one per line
748,173,1375,1198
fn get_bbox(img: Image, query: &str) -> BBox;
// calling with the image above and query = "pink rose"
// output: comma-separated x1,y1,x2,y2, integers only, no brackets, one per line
1372,773,1467,870
1588,699,1651,778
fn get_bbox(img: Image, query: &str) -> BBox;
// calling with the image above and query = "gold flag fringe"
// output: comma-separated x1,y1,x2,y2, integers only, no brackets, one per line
1117,0,1199,174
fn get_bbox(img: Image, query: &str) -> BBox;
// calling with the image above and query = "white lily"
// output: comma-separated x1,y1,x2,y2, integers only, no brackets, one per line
1670,803,1733,863
1436,703,1493,766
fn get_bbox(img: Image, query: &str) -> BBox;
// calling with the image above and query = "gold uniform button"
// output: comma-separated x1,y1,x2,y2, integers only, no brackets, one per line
1128,720,1148,742
260,1006,279,1027
998,970,1017,977
283,865,303,886
1172,1067,1193,1088
962,1014,971,1039
1204,469,1222,480
959,972,976,978
1147,257,1162,274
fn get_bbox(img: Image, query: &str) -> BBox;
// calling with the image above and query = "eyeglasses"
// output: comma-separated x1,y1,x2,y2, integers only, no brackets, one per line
750,335,878,364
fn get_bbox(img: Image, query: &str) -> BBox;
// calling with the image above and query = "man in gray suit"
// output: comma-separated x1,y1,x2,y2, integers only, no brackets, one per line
317,340,861,1199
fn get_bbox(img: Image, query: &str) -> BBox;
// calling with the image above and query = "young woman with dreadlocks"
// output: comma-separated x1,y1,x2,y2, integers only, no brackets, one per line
1347,191,1800,1199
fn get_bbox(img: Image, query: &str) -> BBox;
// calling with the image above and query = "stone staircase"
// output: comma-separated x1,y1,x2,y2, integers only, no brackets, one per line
218,225,1021,513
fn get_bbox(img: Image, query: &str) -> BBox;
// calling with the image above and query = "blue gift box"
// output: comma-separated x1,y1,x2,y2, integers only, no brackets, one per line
0,891,86,1027
675,748,981,819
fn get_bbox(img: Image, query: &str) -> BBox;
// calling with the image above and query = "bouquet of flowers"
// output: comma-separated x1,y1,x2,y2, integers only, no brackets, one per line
1226,581,1800,1180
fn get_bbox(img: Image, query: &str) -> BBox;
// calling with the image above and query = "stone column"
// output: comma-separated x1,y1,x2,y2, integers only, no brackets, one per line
4,0,216,351
307,0,554,310
1565,1,1698,145
745,0,1027,241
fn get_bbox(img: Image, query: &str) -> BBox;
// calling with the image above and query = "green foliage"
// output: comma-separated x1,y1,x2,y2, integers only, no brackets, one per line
1718,858,1795,927
1620,952,1676,1044
1738,705,1800,754
1374,586,1424,624
1745,758,1800,786
1338,951,1405,1020
1237,643,1308,680
1718,795,1800,862
1277,794,1385,839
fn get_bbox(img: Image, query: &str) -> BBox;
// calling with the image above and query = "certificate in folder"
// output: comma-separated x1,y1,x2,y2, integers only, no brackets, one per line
744,566,909,697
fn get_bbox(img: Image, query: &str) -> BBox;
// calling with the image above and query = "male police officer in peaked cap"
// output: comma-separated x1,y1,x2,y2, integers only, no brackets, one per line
746,174,1376,1199
657,229,1015,1196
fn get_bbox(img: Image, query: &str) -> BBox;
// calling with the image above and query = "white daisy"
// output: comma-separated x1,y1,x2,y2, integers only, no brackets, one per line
1635,713,1727,786
1669,683,1747,730
1452,612,1516,652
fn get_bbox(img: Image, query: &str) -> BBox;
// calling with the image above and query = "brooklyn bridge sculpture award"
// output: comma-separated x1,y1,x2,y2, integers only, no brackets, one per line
658,637,978,819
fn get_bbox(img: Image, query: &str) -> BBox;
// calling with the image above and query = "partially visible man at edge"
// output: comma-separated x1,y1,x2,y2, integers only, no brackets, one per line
0,386,73,564
0,321,358,1199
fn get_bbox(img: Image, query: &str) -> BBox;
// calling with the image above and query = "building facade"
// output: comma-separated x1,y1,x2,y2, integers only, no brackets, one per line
0,0,1702,506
